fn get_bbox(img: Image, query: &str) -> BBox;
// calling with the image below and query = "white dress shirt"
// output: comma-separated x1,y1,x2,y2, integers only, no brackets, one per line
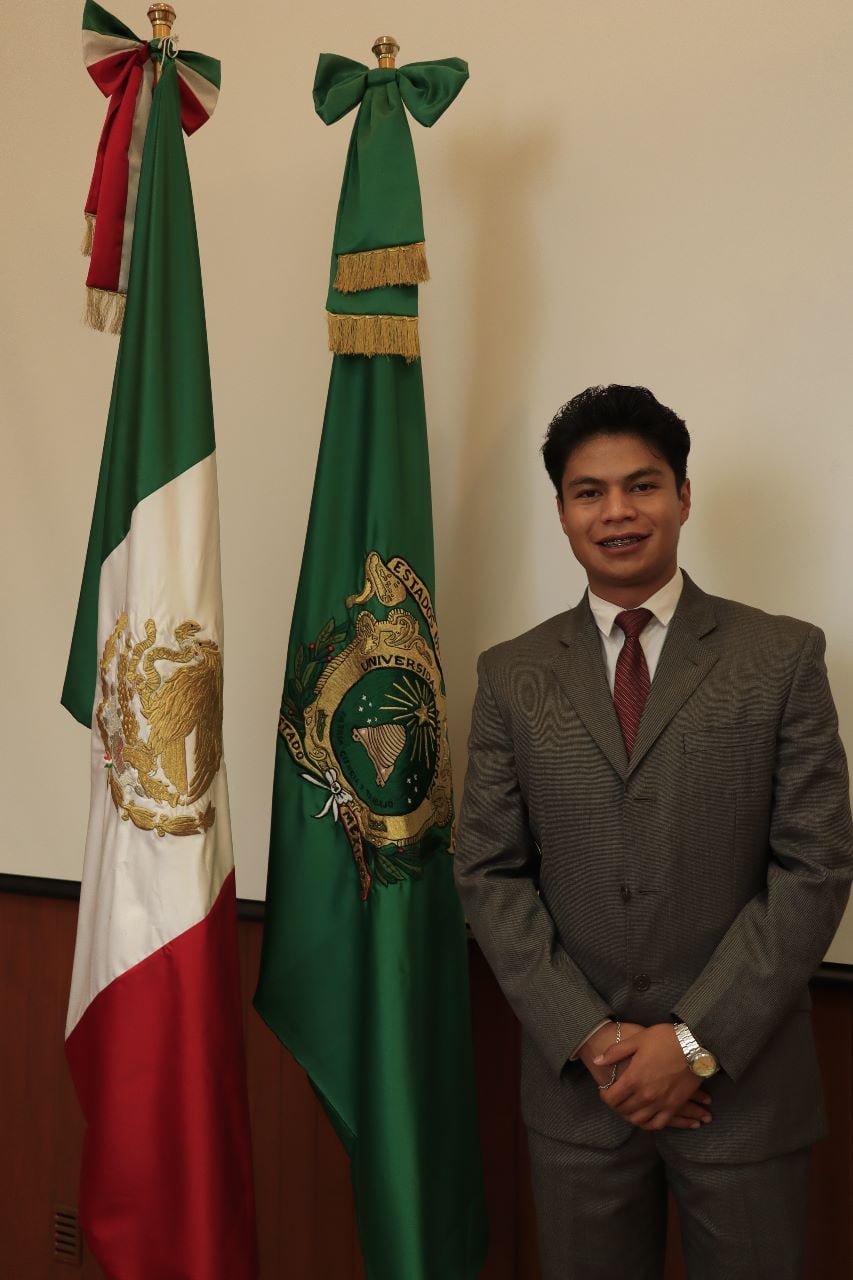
569,568,684,1060
587,568,684,692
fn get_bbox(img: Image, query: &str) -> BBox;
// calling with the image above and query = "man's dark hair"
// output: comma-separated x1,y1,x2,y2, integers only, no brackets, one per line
542,384,690,498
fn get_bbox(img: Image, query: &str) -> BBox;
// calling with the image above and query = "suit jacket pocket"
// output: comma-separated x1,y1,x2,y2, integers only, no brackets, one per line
681,720,776,761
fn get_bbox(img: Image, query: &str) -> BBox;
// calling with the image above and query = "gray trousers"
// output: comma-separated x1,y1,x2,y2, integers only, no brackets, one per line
527,1128,811,1280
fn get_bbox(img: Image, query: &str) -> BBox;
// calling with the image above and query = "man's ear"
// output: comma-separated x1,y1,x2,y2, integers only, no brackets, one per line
679,478,691,526
556,492,569,538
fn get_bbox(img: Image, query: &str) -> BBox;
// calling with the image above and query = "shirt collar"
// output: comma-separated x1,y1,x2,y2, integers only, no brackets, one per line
587,568,684,639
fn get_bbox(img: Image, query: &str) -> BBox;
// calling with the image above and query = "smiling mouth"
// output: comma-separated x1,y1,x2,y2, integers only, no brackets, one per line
597,534,649,548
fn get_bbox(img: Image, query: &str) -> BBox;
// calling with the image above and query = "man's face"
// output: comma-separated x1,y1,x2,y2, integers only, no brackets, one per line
558,432,691,607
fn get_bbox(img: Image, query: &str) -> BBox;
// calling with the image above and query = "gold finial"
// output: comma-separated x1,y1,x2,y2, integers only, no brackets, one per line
372,36,399,68
147,4,176,39
147,5,176,84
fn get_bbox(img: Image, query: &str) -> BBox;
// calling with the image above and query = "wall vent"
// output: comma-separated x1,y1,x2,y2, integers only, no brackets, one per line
53,1205,82,1266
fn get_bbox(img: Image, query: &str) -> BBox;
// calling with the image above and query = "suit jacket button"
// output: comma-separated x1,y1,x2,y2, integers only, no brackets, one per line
633,973,651,992
620,884,631,902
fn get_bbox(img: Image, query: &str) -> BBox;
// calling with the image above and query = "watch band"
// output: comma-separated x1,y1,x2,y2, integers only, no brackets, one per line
673,1021,703,1061
674,1021,719,1078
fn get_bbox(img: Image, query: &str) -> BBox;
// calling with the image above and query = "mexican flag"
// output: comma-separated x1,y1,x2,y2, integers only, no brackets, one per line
255,53,488,1280
62,50,256,1280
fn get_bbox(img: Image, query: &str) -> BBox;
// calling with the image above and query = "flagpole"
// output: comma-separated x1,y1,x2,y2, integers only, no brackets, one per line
371,35,399,67
148,3,176,83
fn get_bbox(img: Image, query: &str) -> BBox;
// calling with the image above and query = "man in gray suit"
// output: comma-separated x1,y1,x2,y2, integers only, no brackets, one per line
454,385,853,1279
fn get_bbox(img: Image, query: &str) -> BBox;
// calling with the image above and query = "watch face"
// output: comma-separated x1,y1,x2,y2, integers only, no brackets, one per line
690,1052,718,1078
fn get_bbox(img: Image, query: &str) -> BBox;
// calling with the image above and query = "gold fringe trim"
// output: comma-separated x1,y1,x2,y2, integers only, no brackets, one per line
81,212,95,257
327,312,420,362
334,242,429,294
84,286,126,335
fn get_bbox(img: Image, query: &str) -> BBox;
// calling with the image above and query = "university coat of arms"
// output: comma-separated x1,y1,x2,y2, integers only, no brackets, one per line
279,552,453,898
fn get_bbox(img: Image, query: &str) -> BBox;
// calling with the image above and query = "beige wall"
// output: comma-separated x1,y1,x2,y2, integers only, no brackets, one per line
3,1,853,956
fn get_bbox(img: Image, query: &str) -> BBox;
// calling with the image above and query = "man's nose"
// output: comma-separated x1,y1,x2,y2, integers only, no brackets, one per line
601,489,636,521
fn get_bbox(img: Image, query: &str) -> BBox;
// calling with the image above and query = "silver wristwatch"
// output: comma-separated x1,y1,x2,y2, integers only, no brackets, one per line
673,1022,719,1078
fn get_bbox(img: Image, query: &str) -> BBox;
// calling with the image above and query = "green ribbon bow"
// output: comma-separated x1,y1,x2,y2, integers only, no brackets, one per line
314,53,468,358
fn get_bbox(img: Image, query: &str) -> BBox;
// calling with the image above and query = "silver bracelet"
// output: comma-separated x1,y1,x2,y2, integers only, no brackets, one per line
597,1020,622,1091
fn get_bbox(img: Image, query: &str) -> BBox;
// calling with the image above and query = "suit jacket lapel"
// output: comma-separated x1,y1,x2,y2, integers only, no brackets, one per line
627,573,719,776
550,575,720,781
551,599,629,778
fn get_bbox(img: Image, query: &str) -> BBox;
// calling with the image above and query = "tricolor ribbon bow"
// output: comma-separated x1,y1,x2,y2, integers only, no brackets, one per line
80,1,220,333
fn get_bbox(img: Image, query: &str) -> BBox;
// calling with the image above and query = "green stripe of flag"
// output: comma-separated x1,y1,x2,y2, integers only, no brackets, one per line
177,49,222,93
63,57,215,725
83,0,140,44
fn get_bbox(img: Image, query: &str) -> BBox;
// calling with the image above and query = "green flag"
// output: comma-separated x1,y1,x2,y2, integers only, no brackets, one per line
255,54,488,1279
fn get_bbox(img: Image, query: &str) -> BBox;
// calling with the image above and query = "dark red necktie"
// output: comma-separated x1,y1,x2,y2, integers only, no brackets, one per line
613,608,653,755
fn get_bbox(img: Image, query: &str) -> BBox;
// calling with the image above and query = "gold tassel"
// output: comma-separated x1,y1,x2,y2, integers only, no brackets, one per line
327,312,420,362
84,286,126,335
81,212,95,257
334,242,429,294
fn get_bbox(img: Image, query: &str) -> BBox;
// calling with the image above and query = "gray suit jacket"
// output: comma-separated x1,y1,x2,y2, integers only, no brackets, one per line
454,574,853,1162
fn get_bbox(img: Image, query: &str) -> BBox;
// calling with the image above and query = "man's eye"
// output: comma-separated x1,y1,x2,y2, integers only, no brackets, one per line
632,483,656,492
575,489,600,499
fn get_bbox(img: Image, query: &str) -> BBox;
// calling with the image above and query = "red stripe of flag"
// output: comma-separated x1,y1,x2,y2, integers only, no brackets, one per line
85,49,149,293
66,871,258,1280
178,77,211,136
87,46,148,98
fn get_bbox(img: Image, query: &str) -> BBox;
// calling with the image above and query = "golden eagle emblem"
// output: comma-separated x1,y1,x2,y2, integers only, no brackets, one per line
97,614,222,837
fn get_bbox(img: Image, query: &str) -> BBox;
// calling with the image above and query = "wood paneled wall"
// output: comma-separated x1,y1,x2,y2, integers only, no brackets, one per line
2,891,852,1278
